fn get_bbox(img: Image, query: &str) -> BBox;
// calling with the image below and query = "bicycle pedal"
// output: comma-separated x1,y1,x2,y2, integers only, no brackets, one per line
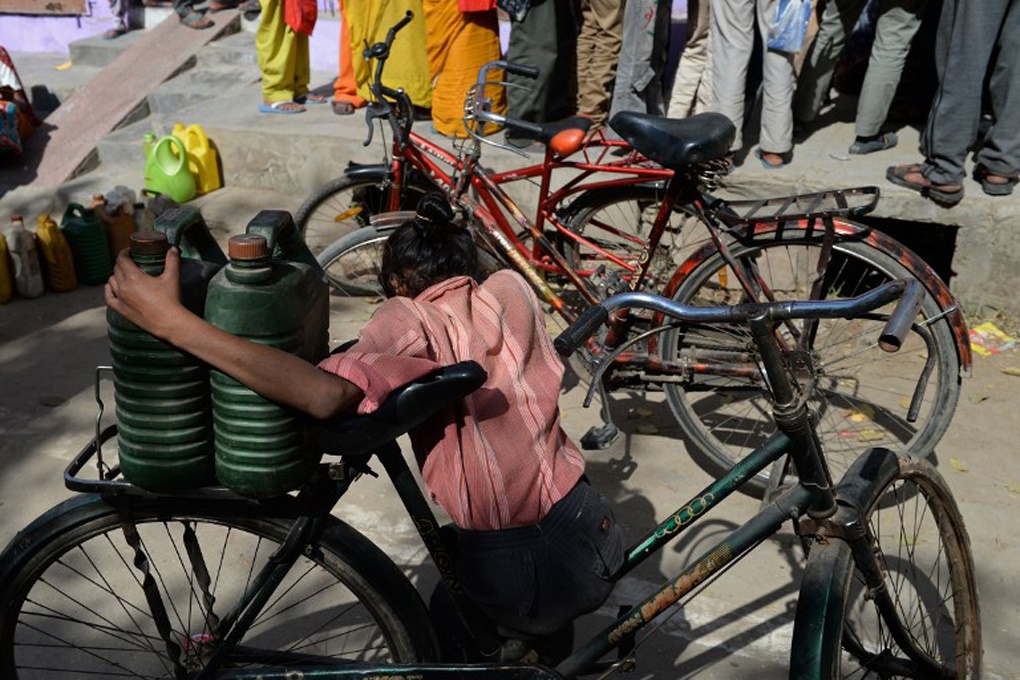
580,423,619,450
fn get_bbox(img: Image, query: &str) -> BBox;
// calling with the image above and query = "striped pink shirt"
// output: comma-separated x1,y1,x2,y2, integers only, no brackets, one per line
317,270,585,530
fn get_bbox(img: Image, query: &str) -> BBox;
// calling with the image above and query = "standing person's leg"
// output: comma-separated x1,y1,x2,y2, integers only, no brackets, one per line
711,0,755,150
292,31,311,102
256,0,304,112
333,0,367,115
173,0,213,27
792,0,866,124
755,0,796,163
667,0,712,117
105,0,130,38
974,0,1020,195
575,0,625,128
505,0,573,143
608,0,660,122
850,0,927,150
919,0,1010,185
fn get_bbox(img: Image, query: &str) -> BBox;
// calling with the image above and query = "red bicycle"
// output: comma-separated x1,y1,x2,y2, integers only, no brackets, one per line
296,13,970,497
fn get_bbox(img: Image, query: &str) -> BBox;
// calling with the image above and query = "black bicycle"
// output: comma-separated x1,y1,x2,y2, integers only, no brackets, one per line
0,279,979,679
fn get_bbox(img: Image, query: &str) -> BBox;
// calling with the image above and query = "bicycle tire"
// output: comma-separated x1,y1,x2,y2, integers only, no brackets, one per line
662,231,960,497
318,226,393,296
0,493,439,678
560,184,714,299
295,173,432,265
794,448,980,678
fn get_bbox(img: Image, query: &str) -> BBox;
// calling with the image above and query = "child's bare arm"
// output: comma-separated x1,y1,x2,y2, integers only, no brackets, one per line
105,248,362,420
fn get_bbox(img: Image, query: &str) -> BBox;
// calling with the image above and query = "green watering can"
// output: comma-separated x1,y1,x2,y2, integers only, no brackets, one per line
144,135,197,203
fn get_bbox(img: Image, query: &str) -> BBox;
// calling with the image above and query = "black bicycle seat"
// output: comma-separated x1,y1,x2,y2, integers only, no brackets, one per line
610,111,735,169
313,361,487,458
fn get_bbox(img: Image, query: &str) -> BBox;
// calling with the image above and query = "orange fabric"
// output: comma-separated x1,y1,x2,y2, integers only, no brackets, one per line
284,0,317,36
459,0,496,10
422,0,505,138
333,0,367,107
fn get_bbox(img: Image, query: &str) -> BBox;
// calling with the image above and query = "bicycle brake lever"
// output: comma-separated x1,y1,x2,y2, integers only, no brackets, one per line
363,107,375,147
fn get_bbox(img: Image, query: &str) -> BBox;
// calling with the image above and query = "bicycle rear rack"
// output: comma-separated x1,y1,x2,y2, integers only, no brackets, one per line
63,366,249,500
718,186,880,226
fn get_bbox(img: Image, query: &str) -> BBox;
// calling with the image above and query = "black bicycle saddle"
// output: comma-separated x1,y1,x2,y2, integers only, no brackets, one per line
313,361,487,458
609,111,736,169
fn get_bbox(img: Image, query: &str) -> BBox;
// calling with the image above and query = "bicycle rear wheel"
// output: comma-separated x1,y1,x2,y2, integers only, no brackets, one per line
661,231,960,496
0,494,438,678
795,449,980,678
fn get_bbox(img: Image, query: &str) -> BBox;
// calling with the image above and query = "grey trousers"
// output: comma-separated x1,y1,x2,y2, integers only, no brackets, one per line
607,0,672,129
794,0,928,138
711,0,796,153
505,0,576,126
922,0,1020,183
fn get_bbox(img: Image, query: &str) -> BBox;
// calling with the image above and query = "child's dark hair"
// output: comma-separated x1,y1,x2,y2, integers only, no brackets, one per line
379,193,480,298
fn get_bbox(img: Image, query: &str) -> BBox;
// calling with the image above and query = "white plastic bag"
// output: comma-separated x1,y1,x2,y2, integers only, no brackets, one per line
768,0,813,54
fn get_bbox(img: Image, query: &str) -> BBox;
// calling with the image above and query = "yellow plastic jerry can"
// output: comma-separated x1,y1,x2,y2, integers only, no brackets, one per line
173,123,222,195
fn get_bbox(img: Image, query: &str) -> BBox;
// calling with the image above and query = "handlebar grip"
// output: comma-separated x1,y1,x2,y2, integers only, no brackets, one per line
503,116,545,138
554,304,610,357
878,279,924,352
503,62,540,79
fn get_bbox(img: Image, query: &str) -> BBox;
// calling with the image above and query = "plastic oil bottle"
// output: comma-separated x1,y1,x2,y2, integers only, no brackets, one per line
205,233,329,497
92,193,136,260
35,213,77,292
61,203,112,285
8,215,45,299
108,230,216,491
0,232,14,303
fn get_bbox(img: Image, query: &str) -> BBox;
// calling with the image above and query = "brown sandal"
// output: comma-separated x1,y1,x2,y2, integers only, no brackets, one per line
886,163,964,206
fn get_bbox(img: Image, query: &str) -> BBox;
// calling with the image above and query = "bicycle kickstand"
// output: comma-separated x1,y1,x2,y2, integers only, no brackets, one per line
580,377,620,451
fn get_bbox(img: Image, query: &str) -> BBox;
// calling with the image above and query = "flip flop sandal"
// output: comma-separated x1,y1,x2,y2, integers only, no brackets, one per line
103,25,129,39
975,166,1018,196
755,148,791,169
849,131,898,155
295,93,328,105
886,164,964,206
332,100,356,115
179,10,214,28
237,0,260,10
259,101,305,114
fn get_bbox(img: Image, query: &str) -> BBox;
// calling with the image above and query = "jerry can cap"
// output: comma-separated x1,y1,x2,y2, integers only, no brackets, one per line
228,234,270,261
130,230,170,256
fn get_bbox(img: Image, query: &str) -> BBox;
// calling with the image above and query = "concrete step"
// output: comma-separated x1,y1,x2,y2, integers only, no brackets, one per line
146,63,262,115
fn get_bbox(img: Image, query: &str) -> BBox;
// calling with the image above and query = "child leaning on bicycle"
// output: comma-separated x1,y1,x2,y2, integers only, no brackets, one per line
104,192,624,664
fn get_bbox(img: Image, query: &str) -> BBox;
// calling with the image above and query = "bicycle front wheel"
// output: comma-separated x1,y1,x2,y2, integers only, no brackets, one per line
661,232,960,496
0,494,439,678
318,226,393,296
295,174,432,268
800,449,981,678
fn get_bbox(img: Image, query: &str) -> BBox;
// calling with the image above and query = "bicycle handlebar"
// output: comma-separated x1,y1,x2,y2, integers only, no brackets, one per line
553,279,923,357
465,60,546,141
363,11,415,148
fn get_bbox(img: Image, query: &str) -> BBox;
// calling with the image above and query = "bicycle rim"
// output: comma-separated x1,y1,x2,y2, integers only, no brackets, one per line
0,497,436,678
318,226,393,296
296,175,429,262
662,235,960,496
839,454,981,678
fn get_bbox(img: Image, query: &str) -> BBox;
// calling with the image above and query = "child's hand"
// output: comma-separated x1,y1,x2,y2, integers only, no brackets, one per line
105,247,189,340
